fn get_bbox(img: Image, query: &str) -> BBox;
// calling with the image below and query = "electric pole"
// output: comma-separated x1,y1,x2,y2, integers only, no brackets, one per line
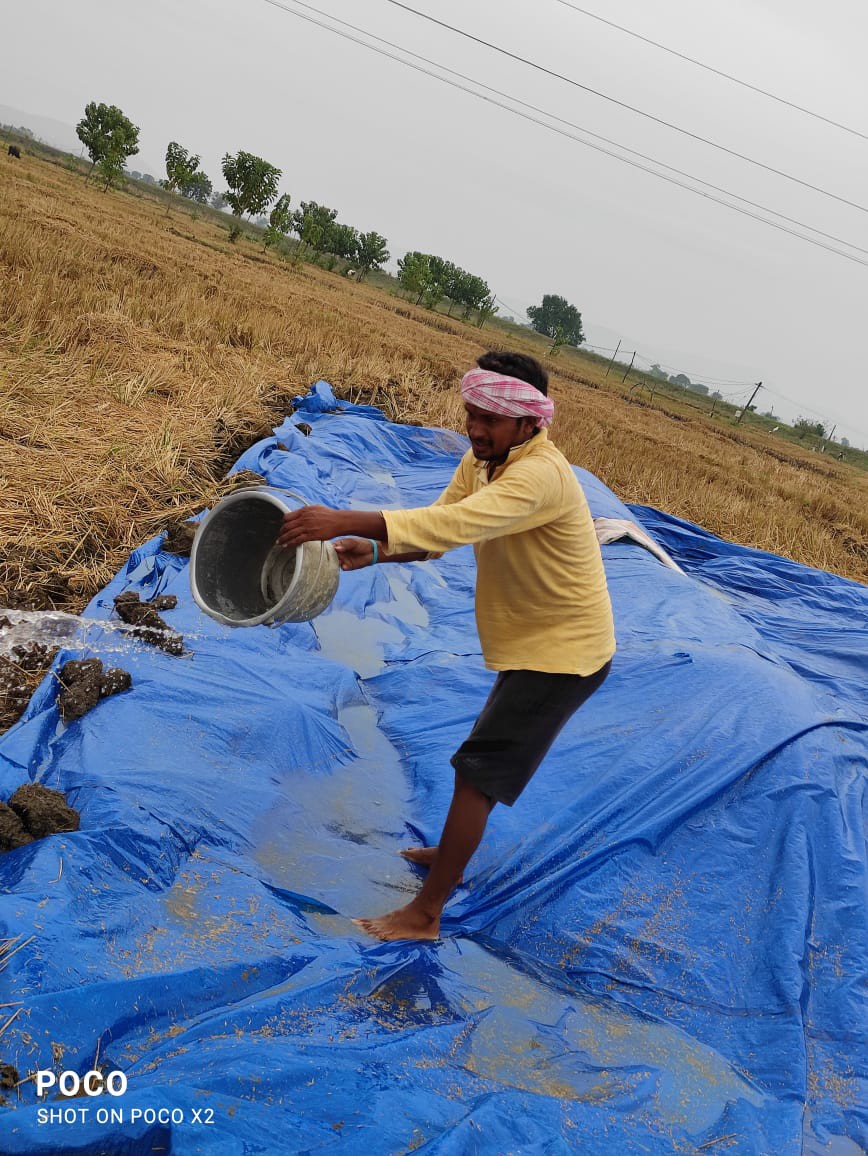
620,352,636,383
604,340,621,378
735,382,762,425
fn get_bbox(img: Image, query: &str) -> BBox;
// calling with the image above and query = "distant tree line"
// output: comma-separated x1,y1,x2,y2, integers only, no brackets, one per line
793,416,827,440
75,100,601,338
396,253,496,326
650,365,713,396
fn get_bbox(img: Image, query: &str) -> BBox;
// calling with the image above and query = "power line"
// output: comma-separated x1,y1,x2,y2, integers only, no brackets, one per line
494,295,532,322
258,0,868,267
552,0,868,143
488,316,757,389
761,386,868,443
488,305,865,439
380,0,868,215
632,354,755,387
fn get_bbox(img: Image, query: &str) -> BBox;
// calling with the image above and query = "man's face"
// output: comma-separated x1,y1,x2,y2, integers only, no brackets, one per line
464,403,536,461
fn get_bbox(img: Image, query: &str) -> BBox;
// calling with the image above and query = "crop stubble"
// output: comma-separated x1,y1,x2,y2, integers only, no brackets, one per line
1,155,865,613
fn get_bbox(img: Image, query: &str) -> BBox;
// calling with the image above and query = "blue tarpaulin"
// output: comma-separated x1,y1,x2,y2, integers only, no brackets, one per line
2,382,866,1153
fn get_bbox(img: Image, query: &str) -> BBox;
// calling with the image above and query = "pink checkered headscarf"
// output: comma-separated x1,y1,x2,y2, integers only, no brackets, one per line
460,368,555,428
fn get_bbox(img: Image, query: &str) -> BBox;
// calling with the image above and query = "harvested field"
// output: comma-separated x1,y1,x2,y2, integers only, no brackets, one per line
1,152,866,613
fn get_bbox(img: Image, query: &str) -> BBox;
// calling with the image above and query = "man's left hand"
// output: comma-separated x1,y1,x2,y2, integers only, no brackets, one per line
278,505,343,548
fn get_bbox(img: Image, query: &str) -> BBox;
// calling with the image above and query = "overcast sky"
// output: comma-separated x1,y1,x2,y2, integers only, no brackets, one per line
5,0,868,446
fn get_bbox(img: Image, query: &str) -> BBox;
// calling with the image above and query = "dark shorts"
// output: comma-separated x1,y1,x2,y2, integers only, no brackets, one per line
450,662,611,806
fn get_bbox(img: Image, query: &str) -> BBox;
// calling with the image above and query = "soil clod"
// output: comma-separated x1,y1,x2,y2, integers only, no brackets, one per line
149,594,177,611
161,520,198,556
0,1063,19,1101
56,657,132,722
100,667,132,696
112,592,184,655
57,658,101,721
8,783,79,839
0,803,33,852
0,1063,19,1089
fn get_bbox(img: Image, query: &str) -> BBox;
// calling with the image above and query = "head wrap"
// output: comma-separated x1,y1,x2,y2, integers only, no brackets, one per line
460,368,555,428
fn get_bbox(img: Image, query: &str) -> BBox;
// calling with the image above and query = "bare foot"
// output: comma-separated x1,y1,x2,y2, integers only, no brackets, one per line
353,900,440,942
399,846,463,884
399,846,437,867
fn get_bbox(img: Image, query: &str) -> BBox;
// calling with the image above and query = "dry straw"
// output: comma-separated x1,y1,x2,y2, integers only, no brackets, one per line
0,155,866,618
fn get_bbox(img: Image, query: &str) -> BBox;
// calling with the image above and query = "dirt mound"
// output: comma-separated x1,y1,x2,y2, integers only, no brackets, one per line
113,591,183,655
7,782,79,840
162,520,198,556
0,803,33,852
56,657,132,722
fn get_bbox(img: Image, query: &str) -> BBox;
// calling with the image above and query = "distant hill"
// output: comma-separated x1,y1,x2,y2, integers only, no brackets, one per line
0,104,83,154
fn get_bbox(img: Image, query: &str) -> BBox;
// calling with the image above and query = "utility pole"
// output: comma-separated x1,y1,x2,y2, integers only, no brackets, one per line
735,382,762,425
604,340,621,378
820,424,836,453
620,351,636,383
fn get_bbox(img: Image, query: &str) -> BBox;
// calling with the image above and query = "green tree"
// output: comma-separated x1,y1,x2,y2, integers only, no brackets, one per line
264,193,292,251
95,152,127,192
526,294,584,346
355,231,389,281
439,261,463,313
547,325,570,355
76,102,140,185
221,151,281,233
476,294,498,329
397,251,431,303
793,416,826,439
426,255,450,303
291,201,338,255
162,141,201,196
327,222,360,260
211,191,229,211
421,254,447,310
457,273,491,319
180,171,213,204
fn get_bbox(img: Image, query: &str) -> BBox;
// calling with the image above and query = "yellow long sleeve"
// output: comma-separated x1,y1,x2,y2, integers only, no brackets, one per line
383,431,615,675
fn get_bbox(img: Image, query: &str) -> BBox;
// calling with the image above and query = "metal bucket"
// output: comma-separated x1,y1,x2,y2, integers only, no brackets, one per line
189,488,339,627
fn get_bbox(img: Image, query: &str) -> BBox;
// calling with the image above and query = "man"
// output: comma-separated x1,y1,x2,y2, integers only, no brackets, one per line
278,351,615,941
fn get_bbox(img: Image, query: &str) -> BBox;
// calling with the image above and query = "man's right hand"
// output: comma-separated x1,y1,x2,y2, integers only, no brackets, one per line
333,538,378,571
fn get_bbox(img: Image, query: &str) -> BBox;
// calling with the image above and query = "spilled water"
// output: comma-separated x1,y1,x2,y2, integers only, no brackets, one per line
0,609,209,662
314,609,403,678
251,700,417,921
312,570,429,676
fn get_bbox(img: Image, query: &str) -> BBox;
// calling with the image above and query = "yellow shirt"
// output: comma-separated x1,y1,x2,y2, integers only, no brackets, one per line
383,430,616,675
